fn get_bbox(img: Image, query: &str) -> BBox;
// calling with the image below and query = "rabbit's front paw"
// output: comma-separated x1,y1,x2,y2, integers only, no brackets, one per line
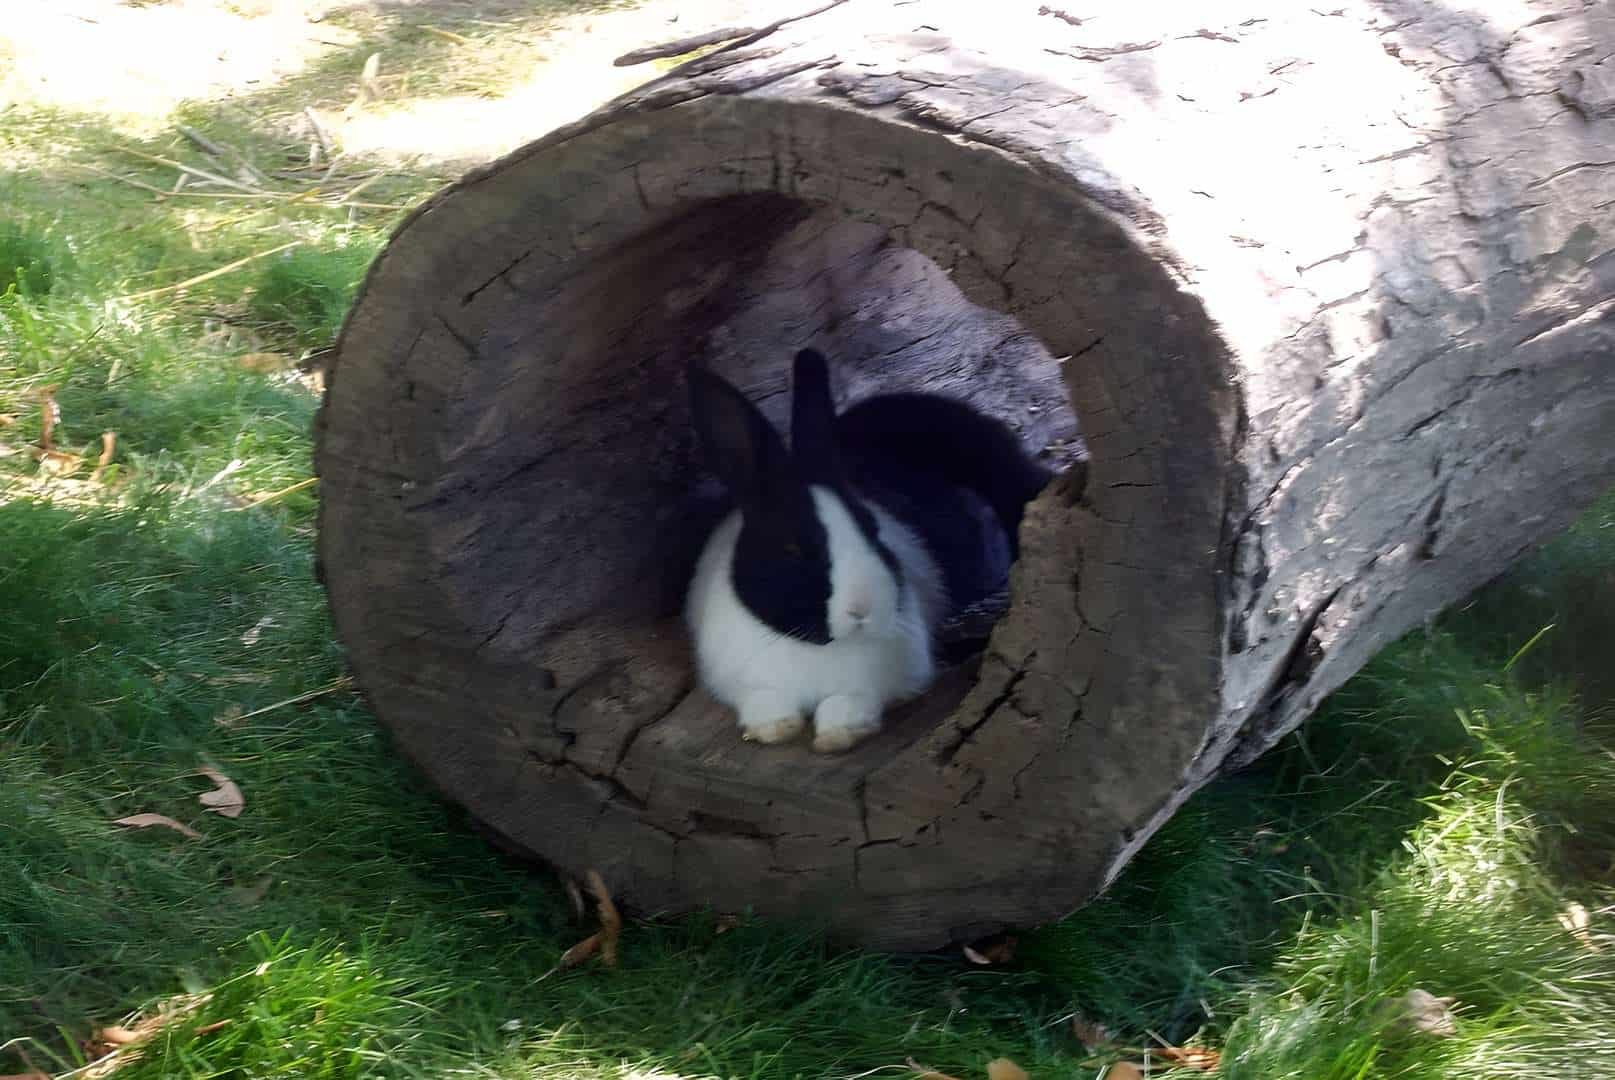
811,694,882,753
738,690,806,744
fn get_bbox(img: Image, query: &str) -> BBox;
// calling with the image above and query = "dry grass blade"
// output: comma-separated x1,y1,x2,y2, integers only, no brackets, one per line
113,814,201,840
421,24,472,45
227,476,318,512
121,241,301,302
586,869,622,967
222,677,351,725
235,352,294,374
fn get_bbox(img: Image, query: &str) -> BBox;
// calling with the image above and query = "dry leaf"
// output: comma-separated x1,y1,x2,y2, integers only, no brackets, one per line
90,431,117,483
964,934,1017,965
236,351,294,374
94,1026,141,1046
985,1058,1028,1080
0,412,17,426
586,869,622,967
1559,902,1601,951
193,1019,232,1036
197,766,245,818
715,913,741,934
351,51,384,107
230,874,273,905
240,616,275,646
37,385,60,450
1071,1014,1114,1049
905,1058,963,1080
31,448,83,476
1105,1065,1144,1080
556,932,601,970
114,813,201,840
1154,1044,1221,1070
1377,988,1457,1037
214,704,245,728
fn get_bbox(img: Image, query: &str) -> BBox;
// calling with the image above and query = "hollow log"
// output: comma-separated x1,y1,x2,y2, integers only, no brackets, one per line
316,0,1615,950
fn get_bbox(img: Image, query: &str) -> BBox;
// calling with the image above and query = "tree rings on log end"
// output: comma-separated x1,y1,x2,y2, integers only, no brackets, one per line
317,95,1232,950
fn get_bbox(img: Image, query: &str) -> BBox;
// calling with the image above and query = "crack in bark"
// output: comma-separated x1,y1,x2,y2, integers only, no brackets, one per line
462,251,533,306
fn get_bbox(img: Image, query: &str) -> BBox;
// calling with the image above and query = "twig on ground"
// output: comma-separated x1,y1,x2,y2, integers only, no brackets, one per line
176,123,274,187
112,146,267,195
175,123,229,160
120,241,301,302
303,106,335,163
614,25,758,66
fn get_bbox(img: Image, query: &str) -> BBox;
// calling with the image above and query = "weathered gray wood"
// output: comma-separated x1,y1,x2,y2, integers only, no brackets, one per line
317,0,1615,950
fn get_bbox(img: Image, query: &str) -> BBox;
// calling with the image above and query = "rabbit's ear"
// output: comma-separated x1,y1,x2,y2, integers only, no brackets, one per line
791,348,842,485
689,363,793,506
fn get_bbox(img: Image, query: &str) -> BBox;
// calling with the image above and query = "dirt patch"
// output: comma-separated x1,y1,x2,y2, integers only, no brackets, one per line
1,0,797,166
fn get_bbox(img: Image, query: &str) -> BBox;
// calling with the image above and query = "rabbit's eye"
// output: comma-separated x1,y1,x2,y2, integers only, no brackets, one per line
784,541,803,559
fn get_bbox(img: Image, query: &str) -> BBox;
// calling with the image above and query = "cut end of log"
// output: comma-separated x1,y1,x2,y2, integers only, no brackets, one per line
318,91,1231,948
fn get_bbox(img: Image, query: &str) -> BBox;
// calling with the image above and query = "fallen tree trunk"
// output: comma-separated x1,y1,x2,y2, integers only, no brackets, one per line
316,0,1615,950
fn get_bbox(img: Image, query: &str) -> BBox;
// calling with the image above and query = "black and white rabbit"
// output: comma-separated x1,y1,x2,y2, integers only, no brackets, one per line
686,348,1052,753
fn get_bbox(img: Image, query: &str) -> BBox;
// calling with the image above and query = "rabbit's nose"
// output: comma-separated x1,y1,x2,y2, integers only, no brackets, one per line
845,597,871,622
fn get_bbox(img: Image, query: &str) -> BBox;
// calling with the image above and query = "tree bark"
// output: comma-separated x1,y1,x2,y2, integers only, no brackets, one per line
316,0,1615,950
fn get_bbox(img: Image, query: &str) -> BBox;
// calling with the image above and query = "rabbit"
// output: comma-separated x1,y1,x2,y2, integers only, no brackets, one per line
686,347,1053,753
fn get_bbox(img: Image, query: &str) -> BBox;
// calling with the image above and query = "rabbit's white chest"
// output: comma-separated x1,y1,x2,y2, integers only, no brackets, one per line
686,507,941,716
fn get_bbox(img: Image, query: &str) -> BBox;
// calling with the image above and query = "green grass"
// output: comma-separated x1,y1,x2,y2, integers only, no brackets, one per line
246,243,378,351
4,5,1615,1077
0,219,56,298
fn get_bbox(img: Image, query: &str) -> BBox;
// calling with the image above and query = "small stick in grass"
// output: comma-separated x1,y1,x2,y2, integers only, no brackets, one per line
228,475,318,511
120,240,300,302
75,162,174,197
227,678,354,726
113,146,266,195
